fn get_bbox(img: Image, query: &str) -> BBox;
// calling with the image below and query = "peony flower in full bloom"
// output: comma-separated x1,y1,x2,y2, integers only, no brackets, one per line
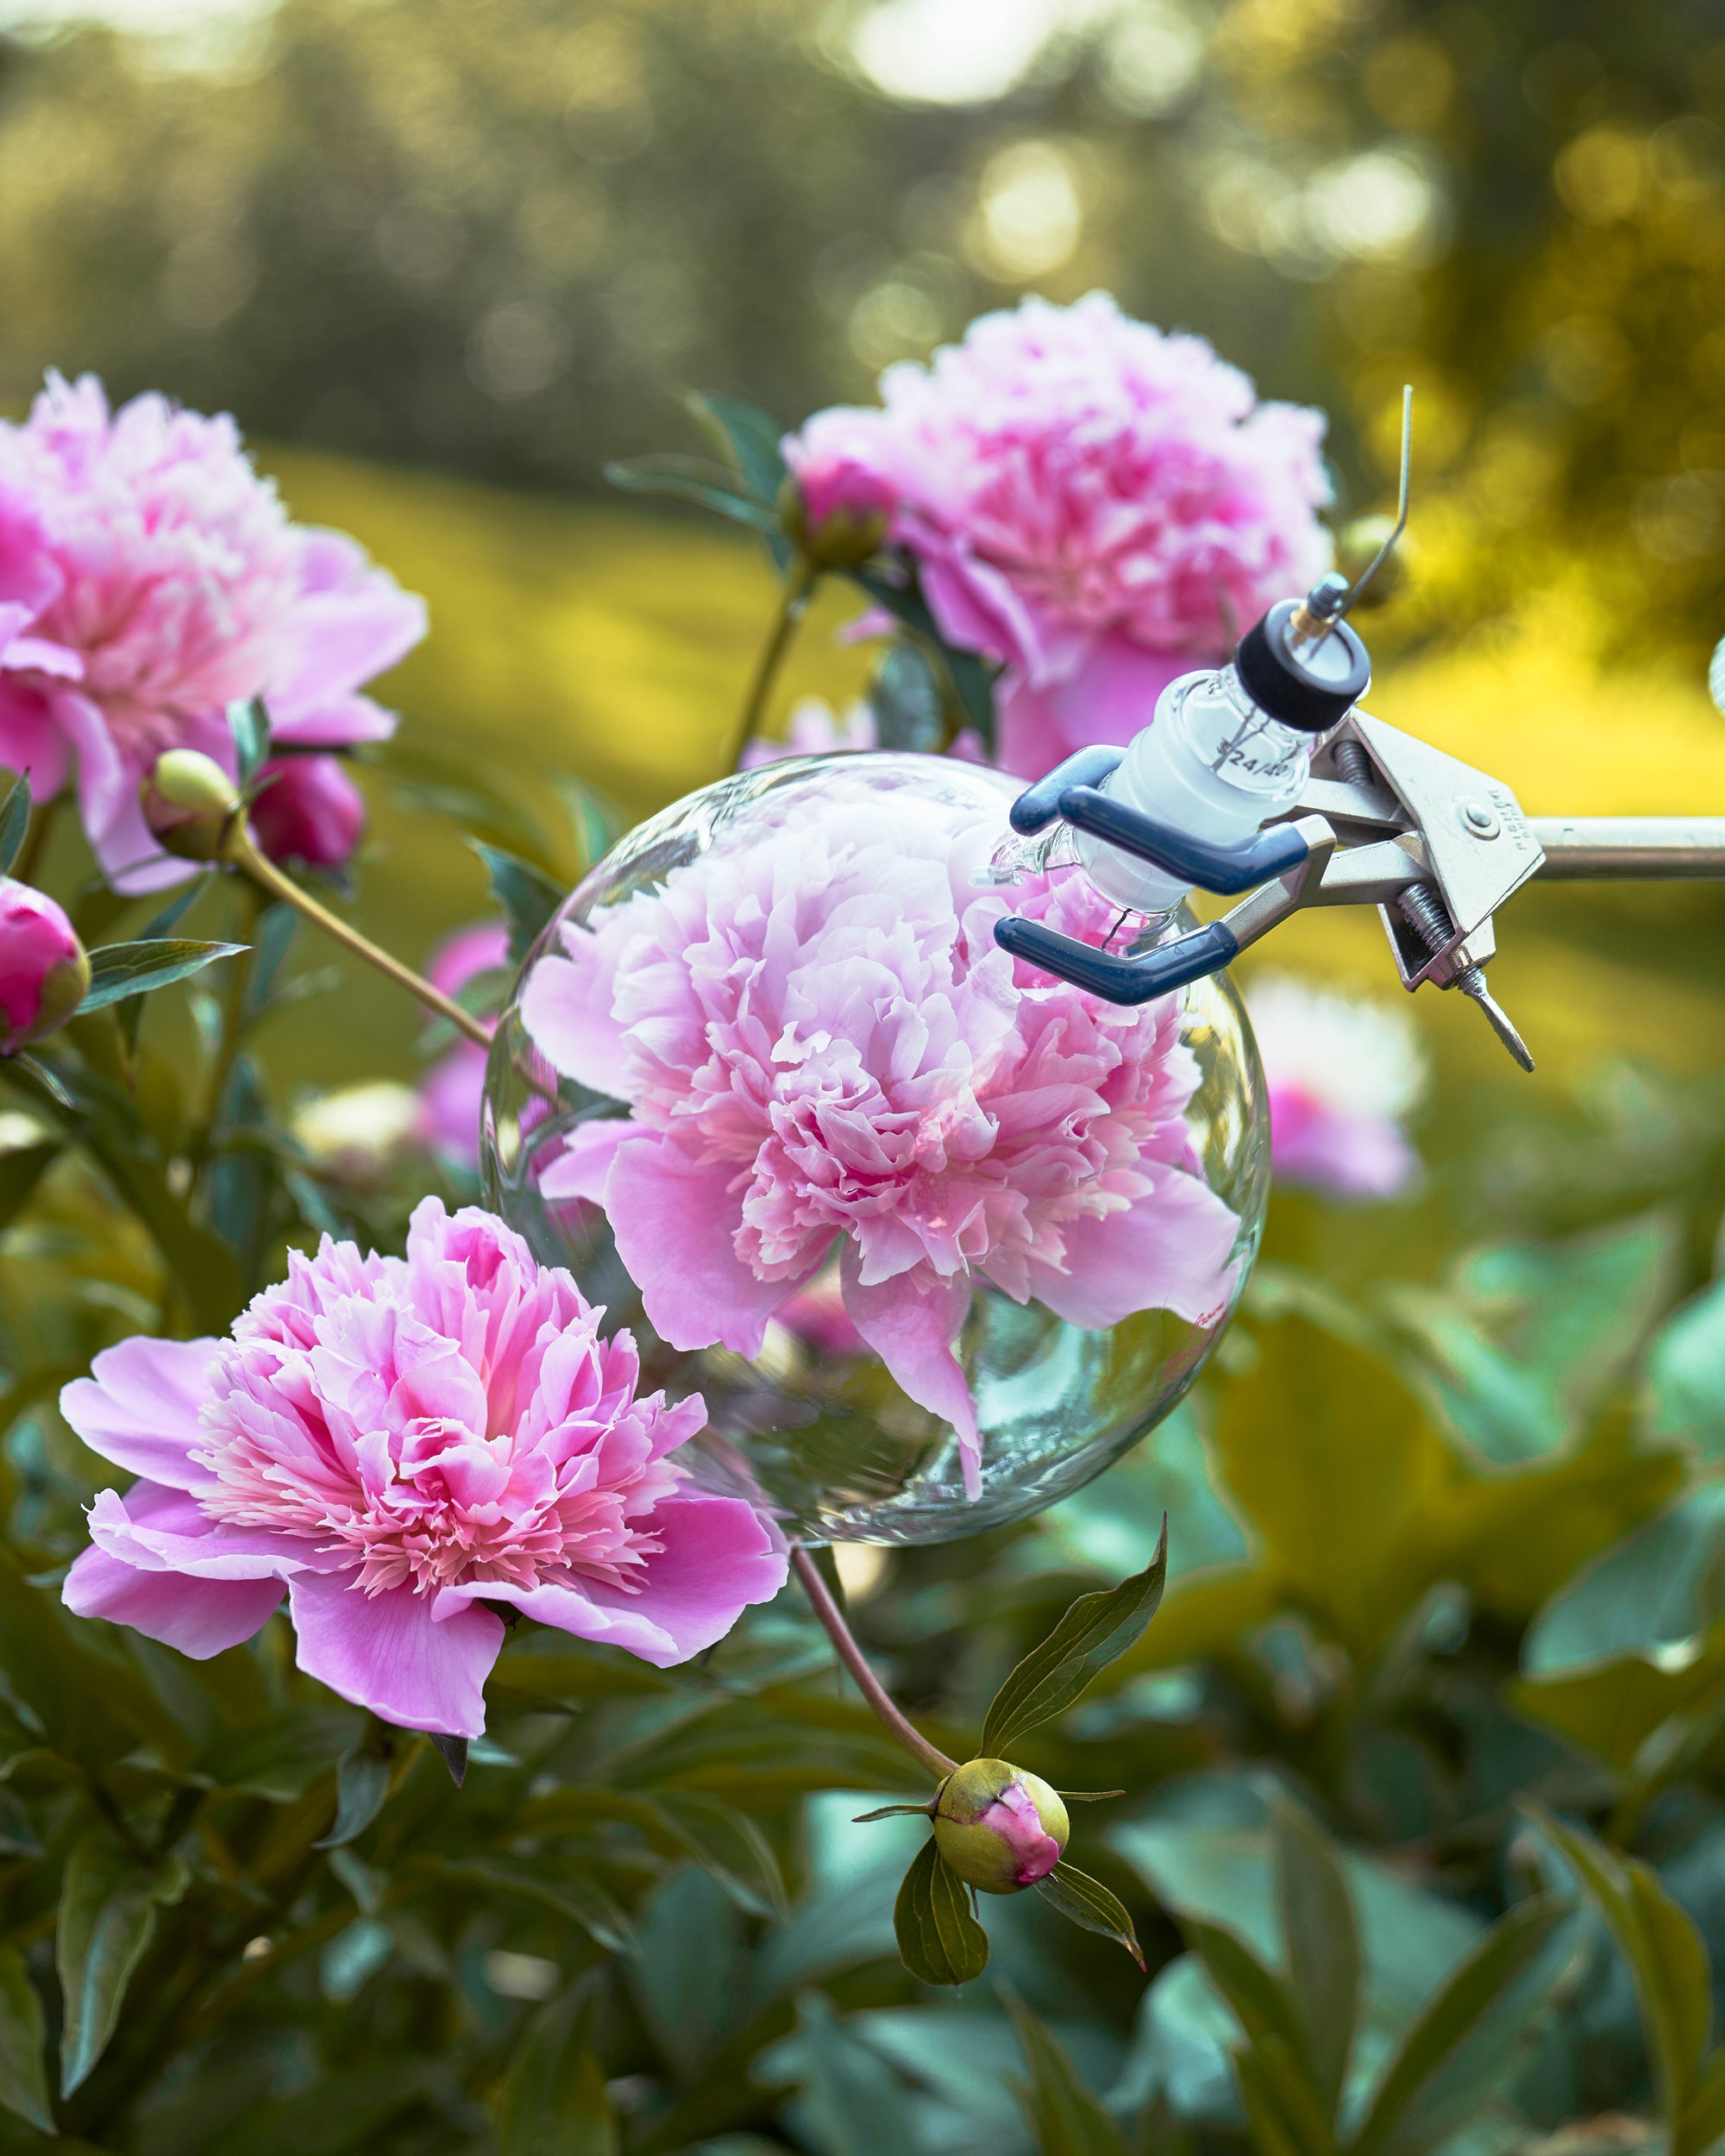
1246,972,1427,1200
520,766,1240,1495
0,877,89,1053
417,921,511,1171
60,1198,787,1737
783,293,1333,779
0,375,425,890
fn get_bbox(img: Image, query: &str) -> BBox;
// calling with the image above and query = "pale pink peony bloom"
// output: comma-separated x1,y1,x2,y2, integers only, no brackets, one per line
0,877,88,1053
784,293,1333,779
739,696,878,769
60,1198,787,1737
249,754,366,868
1247,973,1427,1201
521,769,1239,1495
418,922,511,1171
0,376,425,890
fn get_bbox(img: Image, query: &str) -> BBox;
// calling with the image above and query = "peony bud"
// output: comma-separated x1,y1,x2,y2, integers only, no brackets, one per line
249,755,365,869
0,879,90,1054
932,1758,1070,1895
779,457,894,570
141,749,242,862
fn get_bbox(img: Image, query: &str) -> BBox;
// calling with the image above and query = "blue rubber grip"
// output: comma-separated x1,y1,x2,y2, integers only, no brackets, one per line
1055,787,1310,895
1008,746,1126,835
993,917,1241,1006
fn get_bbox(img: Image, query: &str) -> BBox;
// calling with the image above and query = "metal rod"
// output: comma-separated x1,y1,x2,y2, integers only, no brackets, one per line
1528,818,1725,880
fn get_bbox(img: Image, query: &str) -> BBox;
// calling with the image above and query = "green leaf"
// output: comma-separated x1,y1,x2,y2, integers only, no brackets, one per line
494,1979,617,2156
980,1519,1168,1755
1180,1915,1311,2069
195,1708,361,1801
850,562,996,747
1274,1796,1359,2113
893,1838,988,1985
787,1991,925,2156
1348,1892,1571,2156
78,938,247,1014
1033,1863,1145,1968
1233,2037,1333,2156
0,1946,52,2134
429,1732,467,1787
440,1858,633,1959
228,696,271,786
313,1751,393,1850
0,773,29,880
468,841,563,966
0,1140,58,1232
603,455,781,534
639,1789,787,1920
56,1831,160,2096
1003,1991,1128,2156
685,392,789,507
1677,2047,1725,2156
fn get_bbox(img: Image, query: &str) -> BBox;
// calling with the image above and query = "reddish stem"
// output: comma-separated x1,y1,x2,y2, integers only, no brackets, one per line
790,1546,957,1780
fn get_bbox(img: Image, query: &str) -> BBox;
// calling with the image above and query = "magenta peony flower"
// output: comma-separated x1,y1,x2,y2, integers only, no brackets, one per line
0,376,425,890
249,754,366,868
739,695,878,770
783,293,1333,779
520,768,1239,1495
60,1198,787,1737
0,877,89,1053
1247,973,1426,1201
418,922,511,1171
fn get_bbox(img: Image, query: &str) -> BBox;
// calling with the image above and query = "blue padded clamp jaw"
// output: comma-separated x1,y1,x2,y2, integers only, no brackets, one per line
992,747,1314,1006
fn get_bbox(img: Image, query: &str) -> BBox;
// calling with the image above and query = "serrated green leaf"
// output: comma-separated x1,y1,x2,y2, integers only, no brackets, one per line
685,392,789,507
78,938,246,1014
1034,1863,1145,1968
981,1520,1168,1755
1274,1796,1358,2113
228,696,271,786
313,1751,393,1850
468,841,563,966
893,1838,988,1985
603,455,780,533
1348,1893,1570,2156
1003,1991,1128,2156
56,1832,159,2096
0,1946,51,2134
0,773,29,880
495,1977,617,2156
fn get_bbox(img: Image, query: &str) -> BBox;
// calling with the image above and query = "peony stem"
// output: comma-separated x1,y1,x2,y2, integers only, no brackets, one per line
225,825,493,1049
790,1545,957,1779
731,557,817,770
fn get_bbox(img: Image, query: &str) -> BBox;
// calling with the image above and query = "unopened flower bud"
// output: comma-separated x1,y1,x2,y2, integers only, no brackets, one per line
932,1758,1069,1895
141,749,242,862
779,457,894,570
249,755,365,869
0,879,90,1054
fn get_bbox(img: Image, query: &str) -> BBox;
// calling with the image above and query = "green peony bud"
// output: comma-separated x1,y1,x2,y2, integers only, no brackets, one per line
778,465,893,572
932,1757,1070,1896
140,749,243,862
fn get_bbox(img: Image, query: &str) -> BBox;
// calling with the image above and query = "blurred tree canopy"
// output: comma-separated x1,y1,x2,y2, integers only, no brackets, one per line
2,0,1724,654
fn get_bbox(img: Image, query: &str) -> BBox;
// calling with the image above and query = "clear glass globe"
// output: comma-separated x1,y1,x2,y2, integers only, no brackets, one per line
481,752,1268,1545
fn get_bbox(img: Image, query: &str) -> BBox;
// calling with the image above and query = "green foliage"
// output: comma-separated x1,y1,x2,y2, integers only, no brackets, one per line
893,1840,988,1987
78,937,248,1014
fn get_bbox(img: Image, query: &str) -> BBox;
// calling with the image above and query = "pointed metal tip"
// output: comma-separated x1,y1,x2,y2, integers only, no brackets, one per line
1458,973,1534,1073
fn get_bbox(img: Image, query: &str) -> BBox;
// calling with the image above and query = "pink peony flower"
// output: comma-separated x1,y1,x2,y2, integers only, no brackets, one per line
0,877,89,1053
783,293,1333,779
249,754,366,868
418,922,511,1171
520,765,1239,1496
60,1198,787,1738
0,375,425,890
740,696,878,770
1247,973,1426,1201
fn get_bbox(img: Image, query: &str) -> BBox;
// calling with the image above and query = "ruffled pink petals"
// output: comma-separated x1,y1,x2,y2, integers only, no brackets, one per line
60,1335,222,1489
519,946,632,1100
287,1571,505,1740
83,1482,345,1580
1027,1165,1242,1332
536,1116,635,1206
996,639,1197,781
63,1544,283,1658
445,1488,787,1669
605,1135,805,1359
841,1257,982,1498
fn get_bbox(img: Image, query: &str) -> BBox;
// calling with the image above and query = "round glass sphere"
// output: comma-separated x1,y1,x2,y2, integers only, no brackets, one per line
481,752,1268,1545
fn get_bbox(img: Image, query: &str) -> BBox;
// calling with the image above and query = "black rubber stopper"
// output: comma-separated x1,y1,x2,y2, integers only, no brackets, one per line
1233,599,1371,734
